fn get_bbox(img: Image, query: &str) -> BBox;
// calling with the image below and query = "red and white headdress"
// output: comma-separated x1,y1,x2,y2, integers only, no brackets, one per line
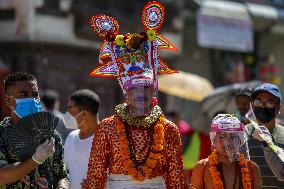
210,114,246,147
90,1,178,94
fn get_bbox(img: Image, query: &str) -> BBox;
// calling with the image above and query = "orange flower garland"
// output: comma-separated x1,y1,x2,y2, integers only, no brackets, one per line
240,154,252,189
208,149,252,189
208,150,224,189
116,115,165,181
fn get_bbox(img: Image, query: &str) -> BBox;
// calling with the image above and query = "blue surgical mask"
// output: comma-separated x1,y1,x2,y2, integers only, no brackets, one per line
14,98,42,118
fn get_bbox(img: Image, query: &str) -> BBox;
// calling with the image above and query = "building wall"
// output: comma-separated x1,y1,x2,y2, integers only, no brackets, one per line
178,16,212,83
257,31,284,90
0,42,123,119
164,15,213,130
257,31,284,120
0,69,9,119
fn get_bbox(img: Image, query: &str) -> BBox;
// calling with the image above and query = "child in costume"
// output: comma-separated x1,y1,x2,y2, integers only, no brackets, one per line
191,114,261,189
84,1,184,189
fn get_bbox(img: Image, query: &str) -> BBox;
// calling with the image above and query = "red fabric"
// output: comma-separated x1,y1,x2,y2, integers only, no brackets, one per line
199,132,211,160
202,159,205,189
178,120,193,136
180,121,211,186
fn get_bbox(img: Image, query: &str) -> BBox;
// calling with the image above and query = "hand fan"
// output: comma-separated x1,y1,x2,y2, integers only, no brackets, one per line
7,112,59,161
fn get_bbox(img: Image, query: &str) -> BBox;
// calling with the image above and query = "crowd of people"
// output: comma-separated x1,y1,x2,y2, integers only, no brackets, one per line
1,1,284,189
1,72,284,189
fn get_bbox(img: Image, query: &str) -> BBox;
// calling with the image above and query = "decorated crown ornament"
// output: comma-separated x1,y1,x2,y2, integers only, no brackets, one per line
211,114,245,132
90,1,178,94
210,114,247,150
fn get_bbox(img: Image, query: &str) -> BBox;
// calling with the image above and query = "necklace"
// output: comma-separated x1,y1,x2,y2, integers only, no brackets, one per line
115,115,165,181
208,150,252,189
125,124,153,164
115,103,162,128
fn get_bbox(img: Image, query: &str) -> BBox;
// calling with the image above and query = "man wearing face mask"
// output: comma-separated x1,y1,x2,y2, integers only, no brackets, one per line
252,125,284,181
0,72,68,188
191,114,261,189
234,88,252,161
63,89,100,189
245,83,284,187
84,2,184,188
235,88,252,125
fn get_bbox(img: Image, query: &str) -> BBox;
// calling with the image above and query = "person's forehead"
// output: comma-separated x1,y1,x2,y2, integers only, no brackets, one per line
126,85,153,92
10,80,38,91
67,100,77,107
216,132,237,138
236,95,251,101
255,91,277,101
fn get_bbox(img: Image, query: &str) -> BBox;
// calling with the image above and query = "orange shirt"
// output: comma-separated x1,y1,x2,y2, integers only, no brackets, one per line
85,115,184,188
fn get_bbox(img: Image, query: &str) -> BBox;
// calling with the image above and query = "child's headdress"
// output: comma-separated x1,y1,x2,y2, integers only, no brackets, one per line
210,114,247,149
210,114,248,161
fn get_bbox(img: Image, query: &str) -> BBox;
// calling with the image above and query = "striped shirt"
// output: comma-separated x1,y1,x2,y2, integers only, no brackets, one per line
246,123,284,189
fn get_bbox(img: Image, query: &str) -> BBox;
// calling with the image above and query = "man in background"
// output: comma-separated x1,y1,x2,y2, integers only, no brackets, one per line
235,88,252,125
64,89,100,189
41,89,73,144
246,83,284,188
252,125,284,181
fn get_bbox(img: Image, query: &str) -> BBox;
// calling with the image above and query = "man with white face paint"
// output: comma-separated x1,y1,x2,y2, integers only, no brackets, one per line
84,2,184,188
191,114,261,189
63,89,100,189
125,85,154,117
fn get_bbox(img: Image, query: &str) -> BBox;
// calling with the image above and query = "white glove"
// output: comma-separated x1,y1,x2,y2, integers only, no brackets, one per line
252,125,273,144
32,138,55,164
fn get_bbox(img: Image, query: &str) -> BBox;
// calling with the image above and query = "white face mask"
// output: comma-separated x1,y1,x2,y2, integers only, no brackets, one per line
63,112,78,129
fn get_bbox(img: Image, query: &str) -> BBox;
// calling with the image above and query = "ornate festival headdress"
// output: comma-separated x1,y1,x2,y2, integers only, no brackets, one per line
211,114,245,133
90,1,178,94
210,114,246,149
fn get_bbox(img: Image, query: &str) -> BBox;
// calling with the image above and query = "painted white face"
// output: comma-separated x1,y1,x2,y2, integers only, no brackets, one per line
214,132,240,162
125,85,154,117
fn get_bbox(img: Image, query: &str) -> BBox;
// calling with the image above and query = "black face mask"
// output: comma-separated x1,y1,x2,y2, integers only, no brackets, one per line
253,107,277,123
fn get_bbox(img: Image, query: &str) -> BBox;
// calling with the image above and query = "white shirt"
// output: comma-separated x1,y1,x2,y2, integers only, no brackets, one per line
106,174,166,189
64,130,94,189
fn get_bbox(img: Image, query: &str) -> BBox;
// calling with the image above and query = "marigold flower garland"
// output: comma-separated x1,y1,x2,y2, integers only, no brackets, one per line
208,149,252,189
240,153,252,189
115,115,165,181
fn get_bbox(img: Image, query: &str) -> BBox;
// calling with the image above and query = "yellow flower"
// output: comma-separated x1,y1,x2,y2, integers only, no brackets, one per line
153,144,163,151
241,167,249,174
115,35,125,46
147,30,157,41
208,150,219,166
154,124,164,131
